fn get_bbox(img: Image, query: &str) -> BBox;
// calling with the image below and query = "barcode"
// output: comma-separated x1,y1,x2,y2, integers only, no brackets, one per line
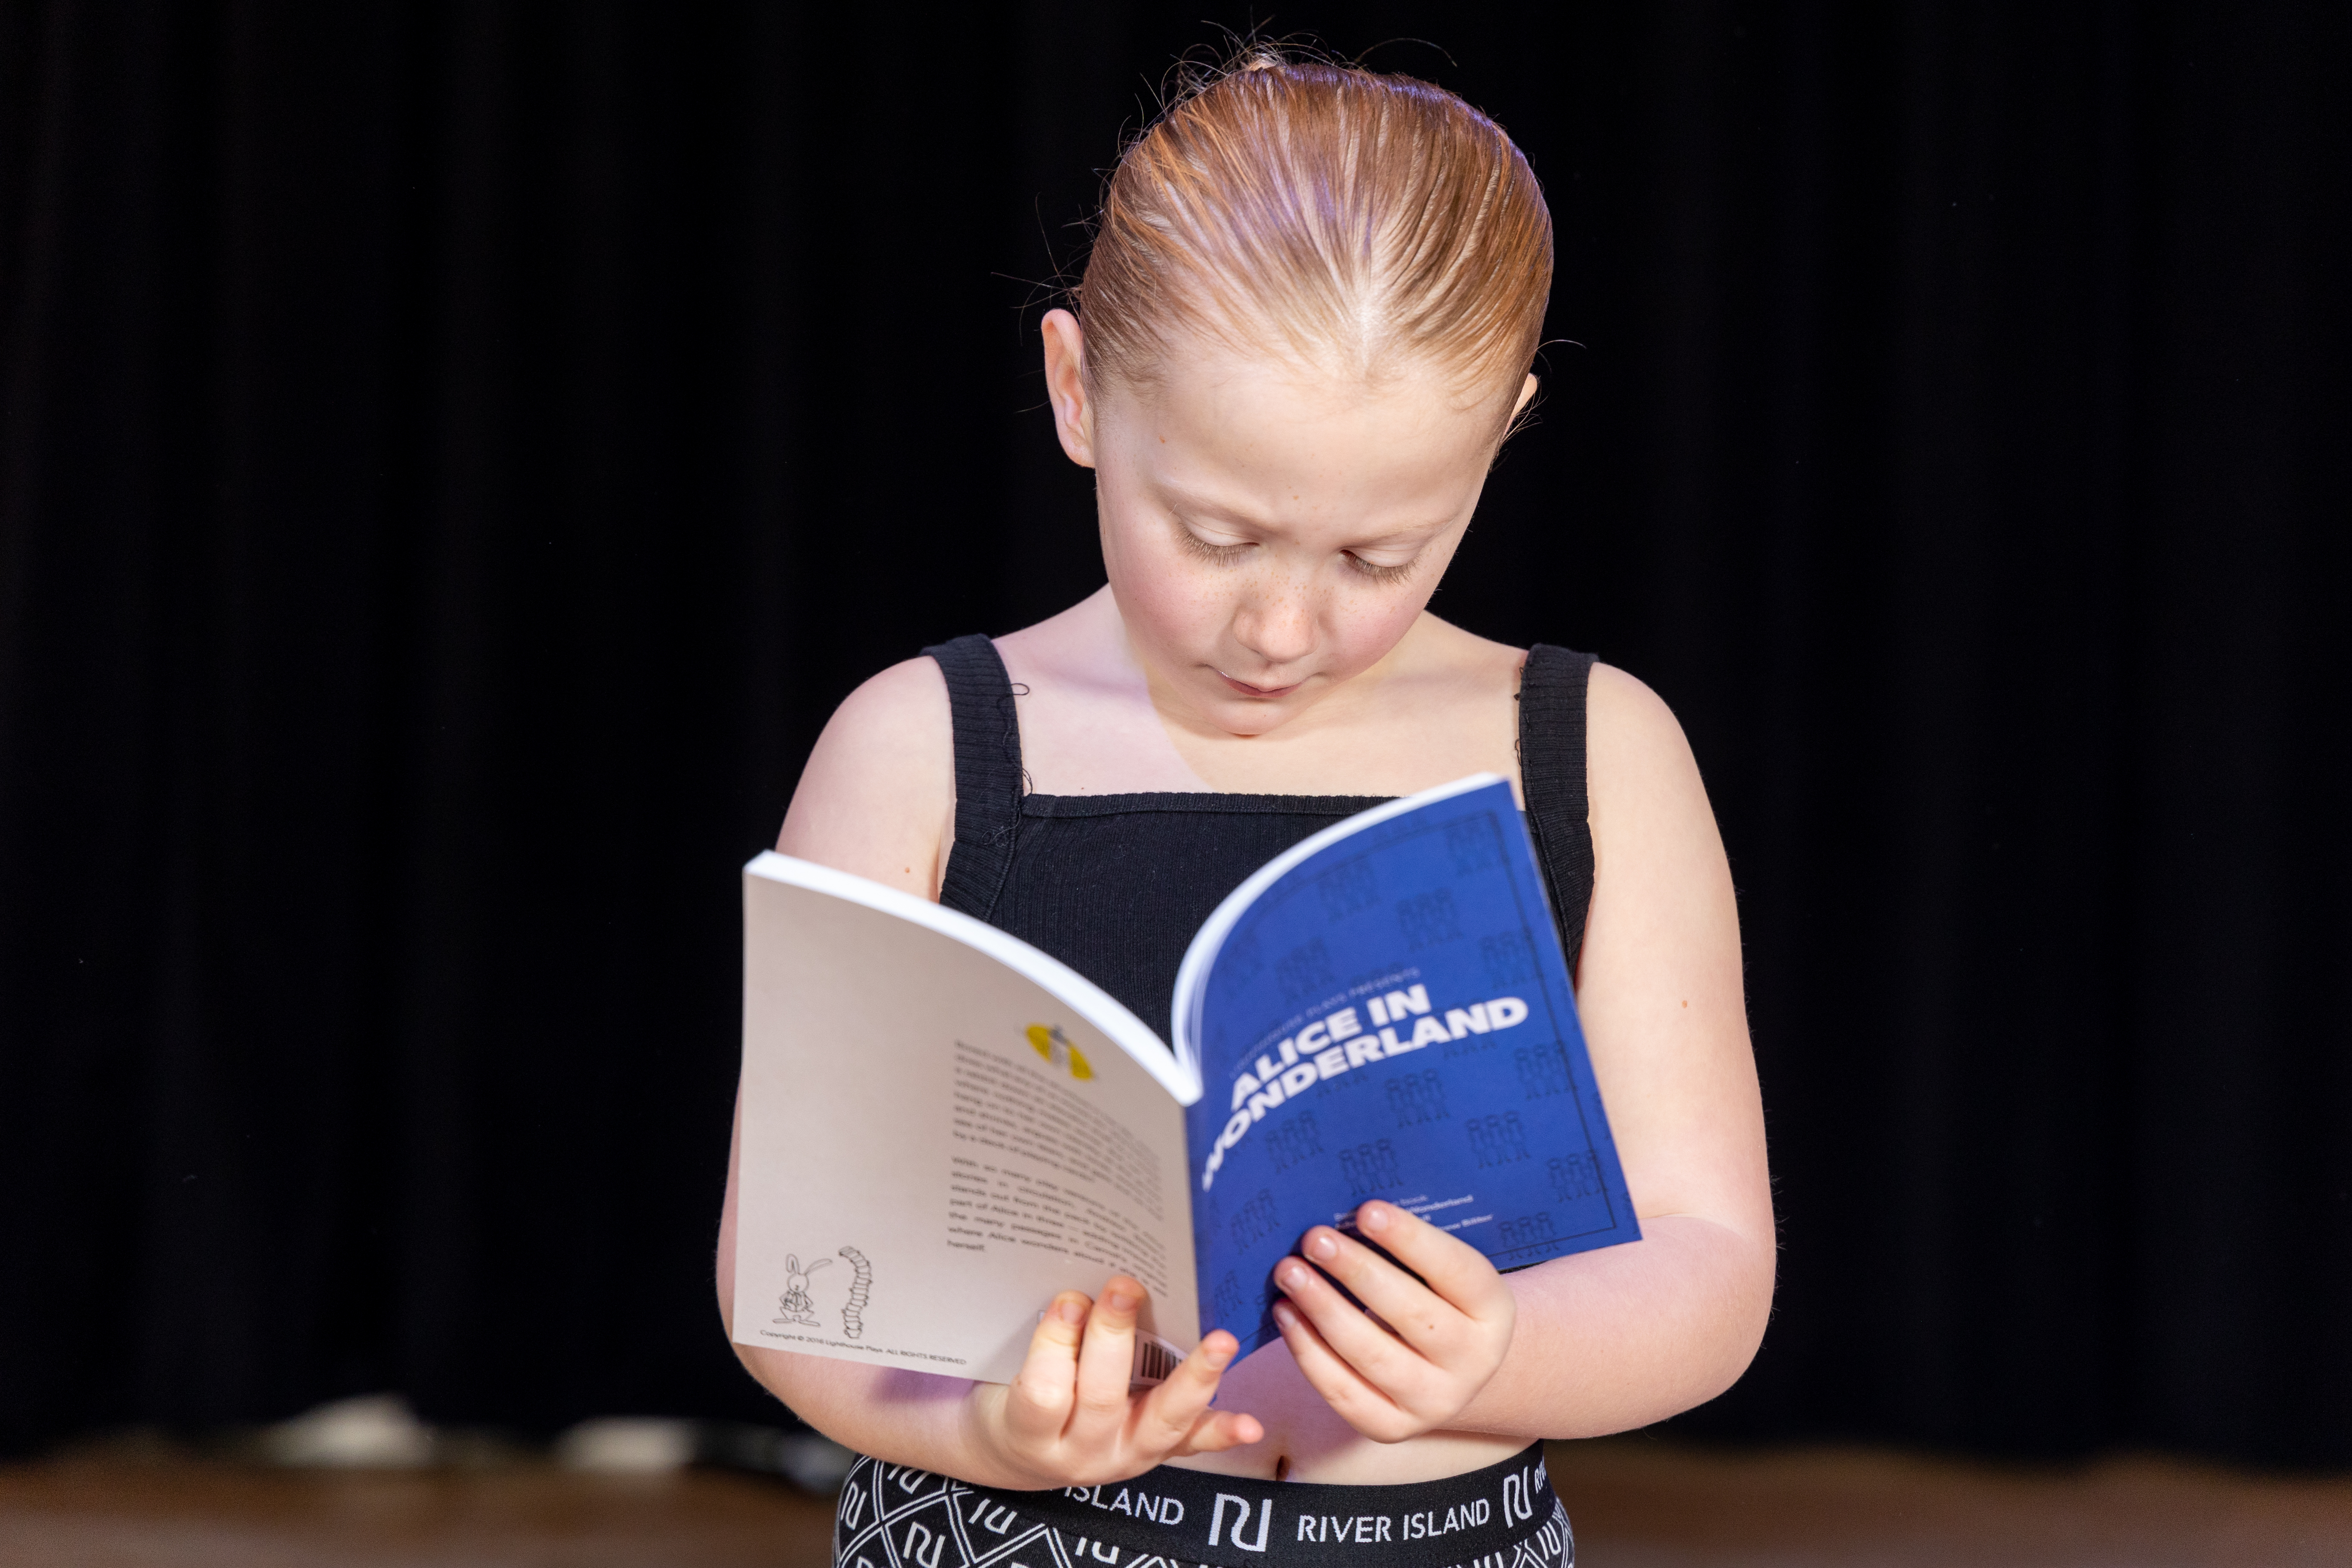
1130,1332,1182,1386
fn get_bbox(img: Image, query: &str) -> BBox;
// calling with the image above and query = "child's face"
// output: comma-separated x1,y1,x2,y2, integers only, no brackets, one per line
1054,324,1525,738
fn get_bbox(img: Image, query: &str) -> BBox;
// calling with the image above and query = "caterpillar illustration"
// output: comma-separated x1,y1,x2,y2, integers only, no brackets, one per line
837,1246,873,1339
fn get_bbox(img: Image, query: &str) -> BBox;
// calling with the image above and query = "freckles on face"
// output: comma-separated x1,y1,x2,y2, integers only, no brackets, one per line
1091,351,1506,722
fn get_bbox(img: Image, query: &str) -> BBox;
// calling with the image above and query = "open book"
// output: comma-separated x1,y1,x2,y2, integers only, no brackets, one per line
732,774,1638,1384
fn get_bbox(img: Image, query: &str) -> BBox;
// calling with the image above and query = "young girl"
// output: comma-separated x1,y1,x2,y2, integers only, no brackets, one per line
718,55,1773,1568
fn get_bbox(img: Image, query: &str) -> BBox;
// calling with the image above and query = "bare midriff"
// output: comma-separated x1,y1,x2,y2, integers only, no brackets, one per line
1161,1340,1525,1485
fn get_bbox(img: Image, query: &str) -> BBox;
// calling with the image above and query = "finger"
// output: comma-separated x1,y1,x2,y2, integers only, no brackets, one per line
1069,1275,1145,1433
1350,1201,1515,1320
1269,1296,1415,1442
1295,1224,1465,1358
1132,1329,1240,1451
1273,1254,1433,1401
1170,1406,1266,1457
1005,1291,1090,1442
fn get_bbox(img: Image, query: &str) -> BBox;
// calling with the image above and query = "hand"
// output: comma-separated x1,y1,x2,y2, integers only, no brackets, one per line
963,1275,1264,1488
1270,1200,1516,1442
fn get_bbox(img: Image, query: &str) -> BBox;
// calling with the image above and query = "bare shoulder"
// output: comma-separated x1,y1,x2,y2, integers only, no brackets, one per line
1580,663,1731,945
775,655,955,900
1585,662,1709,814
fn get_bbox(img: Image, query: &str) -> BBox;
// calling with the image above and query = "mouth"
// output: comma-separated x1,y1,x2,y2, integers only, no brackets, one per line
1216,671,1303,699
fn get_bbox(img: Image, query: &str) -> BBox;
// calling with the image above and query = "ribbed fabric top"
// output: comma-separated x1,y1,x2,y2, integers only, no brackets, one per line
1518,642,1601,968
921,635,1597,1035
930,635,1027,919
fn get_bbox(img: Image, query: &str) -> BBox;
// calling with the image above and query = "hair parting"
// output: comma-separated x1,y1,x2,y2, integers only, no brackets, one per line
1072,43,1553,423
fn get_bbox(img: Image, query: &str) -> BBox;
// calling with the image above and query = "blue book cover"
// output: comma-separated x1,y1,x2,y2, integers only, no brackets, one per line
1172,774,1639,1355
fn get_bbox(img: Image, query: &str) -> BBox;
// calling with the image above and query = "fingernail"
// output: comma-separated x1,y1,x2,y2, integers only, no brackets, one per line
1105,1286,1141,1311
1272,1301,1296,1329
1361,1201,1391,1233
1307,1231,1337,1262
1278,1262,1309,1291
1056,1297,1087,1324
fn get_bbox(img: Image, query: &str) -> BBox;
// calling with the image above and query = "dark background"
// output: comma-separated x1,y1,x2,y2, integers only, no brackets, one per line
3,1,2347,1466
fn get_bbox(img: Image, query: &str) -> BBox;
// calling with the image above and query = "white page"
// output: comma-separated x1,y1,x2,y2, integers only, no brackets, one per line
734,854,1199,1384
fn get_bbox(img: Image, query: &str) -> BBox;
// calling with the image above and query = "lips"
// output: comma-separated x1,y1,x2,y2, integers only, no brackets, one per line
1217,671,1302,698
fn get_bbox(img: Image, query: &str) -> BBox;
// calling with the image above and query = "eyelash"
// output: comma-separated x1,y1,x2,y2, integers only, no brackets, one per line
1177,528,1417,585
1177,529,1253,567
1346,553,1417,585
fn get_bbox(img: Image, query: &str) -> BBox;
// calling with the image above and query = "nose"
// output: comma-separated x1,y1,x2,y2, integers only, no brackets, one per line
1231,570,1319,669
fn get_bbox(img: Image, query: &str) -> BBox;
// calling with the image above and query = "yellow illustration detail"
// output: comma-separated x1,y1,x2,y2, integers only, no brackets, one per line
1026,1023,1093,1081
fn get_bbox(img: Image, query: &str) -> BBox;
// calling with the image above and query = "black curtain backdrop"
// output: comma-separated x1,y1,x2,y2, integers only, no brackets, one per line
3,2,2347,1464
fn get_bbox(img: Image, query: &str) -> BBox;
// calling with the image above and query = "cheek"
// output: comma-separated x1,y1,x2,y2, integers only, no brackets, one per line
1323,589,1429,671
1102,516,1226,649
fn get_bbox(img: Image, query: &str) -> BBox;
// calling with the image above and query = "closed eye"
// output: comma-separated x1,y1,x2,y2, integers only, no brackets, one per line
1177,526,1254,565
1346,551,1418,585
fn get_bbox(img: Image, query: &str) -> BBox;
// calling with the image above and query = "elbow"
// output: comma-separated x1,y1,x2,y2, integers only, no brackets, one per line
1684,1228,1778,1408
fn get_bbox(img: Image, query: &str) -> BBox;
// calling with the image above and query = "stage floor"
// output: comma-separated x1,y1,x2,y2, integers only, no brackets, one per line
4,1436,2350,1567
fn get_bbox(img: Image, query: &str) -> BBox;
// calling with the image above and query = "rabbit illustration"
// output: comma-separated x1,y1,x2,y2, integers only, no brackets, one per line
775,1252,832,1327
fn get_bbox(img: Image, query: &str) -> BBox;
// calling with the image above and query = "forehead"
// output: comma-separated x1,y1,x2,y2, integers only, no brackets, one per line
1099,349,1506,512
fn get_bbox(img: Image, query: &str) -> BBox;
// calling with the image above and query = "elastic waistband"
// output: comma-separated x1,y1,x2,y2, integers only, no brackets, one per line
915,1443,1555,1568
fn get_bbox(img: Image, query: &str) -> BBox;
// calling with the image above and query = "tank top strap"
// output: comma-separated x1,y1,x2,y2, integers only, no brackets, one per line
1517,644,1599,970
922,634,1026,921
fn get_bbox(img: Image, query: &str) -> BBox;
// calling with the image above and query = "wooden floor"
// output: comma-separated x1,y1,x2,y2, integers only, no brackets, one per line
1544,1439,2352,1567
5,1436,2351,1567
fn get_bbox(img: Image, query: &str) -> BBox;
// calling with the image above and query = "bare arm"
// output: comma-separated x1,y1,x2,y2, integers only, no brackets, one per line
1271,665,1774,1440
718,657,1262,1485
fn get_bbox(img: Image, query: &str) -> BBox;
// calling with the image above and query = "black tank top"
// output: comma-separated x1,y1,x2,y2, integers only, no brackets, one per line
923,635,1599,1035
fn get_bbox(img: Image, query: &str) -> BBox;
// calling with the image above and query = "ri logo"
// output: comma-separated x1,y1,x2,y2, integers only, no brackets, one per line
1025,1023,1093,1081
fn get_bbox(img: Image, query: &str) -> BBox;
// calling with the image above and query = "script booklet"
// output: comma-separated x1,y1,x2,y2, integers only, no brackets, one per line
732,773,1639,1385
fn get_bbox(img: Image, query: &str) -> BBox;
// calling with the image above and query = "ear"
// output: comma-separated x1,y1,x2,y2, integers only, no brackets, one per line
785,1254,799,1272
1040,308,1098,469
1513,373,1539,418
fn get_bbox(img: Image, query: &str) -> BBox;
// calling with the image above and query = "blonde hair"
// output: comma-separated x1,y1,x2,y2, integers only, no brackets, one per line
1074,53,1553,411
